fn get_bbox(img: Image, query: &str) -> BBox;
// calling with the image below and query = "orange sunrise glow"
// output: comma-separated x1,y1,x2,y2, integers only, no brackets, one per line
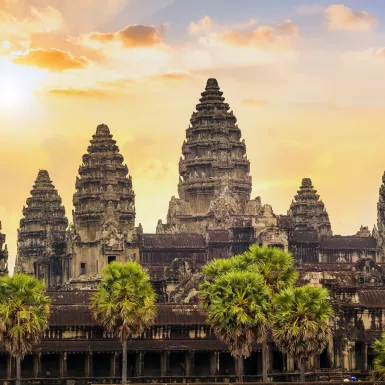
1,0,385,271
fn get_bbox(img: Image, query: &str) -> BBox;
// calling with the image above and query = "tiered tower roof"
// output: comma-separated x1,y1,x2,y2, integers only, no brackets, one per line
377,172,385,234
178,78,251,213
73,124,135,240
16,170,68,272
288,178,332,237
0,222,8,275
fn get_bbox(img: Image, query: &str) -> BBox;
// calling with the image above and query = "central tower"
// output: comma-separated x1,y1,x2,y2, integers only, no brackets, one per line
158,78,262,234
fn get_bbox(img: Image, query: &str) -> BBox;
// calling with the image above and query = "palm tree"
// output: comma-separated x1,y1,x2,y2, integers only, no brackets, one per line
199,270,270,382
372,332,385,380
0,273,51,385
272,285,334,382
91,261,156,385
203,245,297,381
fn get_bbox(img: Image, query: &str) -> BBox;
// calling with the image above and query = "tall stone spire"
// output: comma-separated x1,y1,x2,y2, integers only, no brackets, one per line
73,123,135,240
0,222,8,275
377,172,385,234
16,170,68,286
158,78,258,234
70,124,139,284
288,178,332,236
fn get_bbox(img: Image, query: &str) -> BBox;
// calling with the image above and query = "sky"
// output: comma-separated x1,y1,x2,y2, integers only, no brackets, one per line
1,0,385,270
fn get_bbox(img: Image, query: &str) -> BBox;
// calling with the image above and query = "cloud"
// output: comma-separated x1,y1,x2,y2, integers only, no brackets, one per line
241,99,268,107
30,32,104,62
0,4,63,46
12,48,88,71
46,88,112,98
217,20,299,48
88,24,166,48
149,72,192,81
188,16,213,35
325,4,376,31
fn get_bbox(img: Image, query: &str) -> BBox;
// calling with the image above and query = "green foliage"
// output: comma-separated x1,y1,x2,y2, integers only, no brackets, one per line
372,332,385,380
272,285,333,365
199,270,270,358
91,261,157,342
0,273,51,359
203,245,298,296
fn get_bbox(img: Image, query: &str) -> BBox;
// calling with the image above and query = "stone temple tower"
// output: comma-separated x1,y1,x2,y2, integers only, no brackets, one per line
70,124,140,286
15,170,68,287
0,222,8,275
157,78,264,234
288,178,332,237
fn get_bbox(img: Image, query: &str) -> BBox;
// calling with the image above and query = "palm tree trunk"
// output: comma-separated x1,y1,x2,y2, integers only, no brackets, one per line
122,340,127,385
16,357,21,385
236,356,243,383
300,359,305,382
262,336,268,382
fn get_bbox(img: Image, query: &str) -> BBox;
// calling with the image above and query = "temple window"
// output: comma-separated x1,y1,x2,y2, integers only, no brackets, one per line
80,262,86,275
108,255,116,264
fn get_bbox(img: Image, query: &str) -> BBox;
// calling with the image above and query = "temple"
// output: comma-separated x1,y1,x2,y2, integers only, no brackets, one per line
1,78,385,381
0,221,8,275
14,170,68,287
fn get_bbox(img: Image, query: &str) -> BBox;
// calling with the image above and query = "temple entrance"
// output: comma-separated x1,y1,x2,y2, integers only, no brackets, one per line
21,354,34,378
244,352,259,375
116,353,136,377
93,353,110,377
355,342,365,370
41,354,60,377
272,350,284,372
169,352,185,376
320,348,331,369
143,352,161,376
108,256,116,264
194,352,210,376
219,352,235,375
67,354,85,377
0,355,7,378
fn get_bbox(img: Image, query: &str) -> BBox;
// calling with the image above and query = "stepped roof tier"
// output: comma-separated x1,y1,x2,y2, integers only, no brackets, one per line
288,178,332,237
377,172,385,234
0,222,8,275
158,78,263,234
15,170,68,275
72,124,136,242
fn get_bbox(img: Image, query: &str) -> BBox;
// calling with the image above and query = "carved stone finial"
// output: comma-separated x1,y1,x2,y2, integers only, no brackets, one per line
206,78,219,90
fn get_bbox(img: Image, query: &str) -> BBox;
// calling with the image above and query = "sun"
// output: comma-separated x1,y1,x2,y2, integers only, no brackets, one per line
0,59,42,109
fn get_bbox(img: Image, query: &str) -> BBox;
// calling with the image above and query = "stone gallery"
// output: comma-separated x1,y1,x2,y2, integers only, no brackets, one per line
0,78,384,380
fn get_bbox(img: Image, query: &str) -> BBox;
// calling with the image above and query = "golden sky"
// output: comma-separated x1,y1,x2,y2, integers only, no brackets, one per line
1,0,385,270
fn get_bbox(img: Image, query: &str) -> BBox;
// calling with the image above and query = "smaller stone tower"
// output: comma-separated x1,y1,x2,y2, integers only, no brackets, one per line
0,222,8,275
288,178,332,237
15,170,68,287
70,124,140,286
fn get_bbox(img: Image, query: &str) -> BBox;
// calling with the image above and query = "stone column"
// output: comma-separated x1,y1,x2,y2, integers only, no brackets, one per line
60,352,67,377
85,352,93,377
268,343,273,372
363,343,368,371
185,352,195,376
135,352,143,376
286,354,295,372
7,356,13,379
210,352,219,375
161,351,169,376
111,352,119,377
327,338,335,369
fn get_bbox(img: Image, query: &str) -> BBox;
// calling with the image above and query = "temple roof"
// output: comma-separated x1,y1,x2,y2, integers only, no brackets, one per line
73,123,135,235
358,289,385,307
291,230,319,243
143,234,206,249
320,236,378,250
206,230,230,244
288,178,332,237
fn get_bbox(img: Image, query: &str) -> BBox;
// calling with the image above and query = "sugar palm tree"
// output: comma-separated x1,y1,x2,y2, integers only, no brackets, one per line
203,245,297,381
199,270,270,382
272,285,334,382
0,273,51,385
372,332,385,380
91,261,156,385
